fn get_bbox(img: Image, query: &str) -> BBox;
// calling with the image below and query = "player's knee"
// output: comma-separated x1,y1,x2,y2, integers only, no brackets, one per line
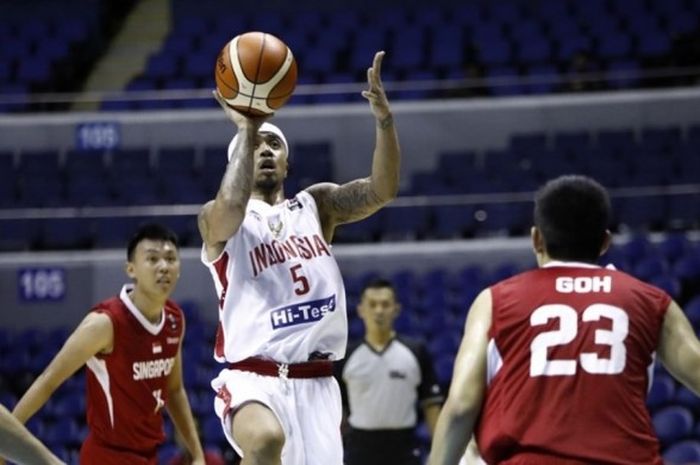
245,424,285,458
233,404,285,459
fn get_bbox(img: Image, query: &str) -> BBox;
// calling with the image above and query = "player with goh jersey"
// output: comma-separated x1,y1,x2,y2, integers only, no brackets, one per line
9,223,205,465
199,51,400,465
429,175,700,465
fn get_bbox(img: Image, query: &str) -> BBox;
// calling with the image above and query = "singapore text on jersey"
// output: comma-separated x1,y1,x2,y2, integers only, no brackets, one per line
248,234,331,277
132,357,176,380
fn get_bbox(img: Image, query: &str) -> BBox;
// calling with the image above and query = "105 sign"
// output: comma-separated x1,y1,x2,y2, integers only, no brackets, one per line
18,268,66,302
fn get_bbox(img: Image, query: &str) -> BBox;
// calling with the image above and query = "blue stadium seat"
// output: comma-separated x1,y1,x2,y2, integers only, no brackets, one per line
434,354,455,387
618,196,667,229
553,131,592,156
156,147,196,175
652,406,694,446
636,31,672,58
0,219,41,251
380,206,430,240
663,440,700,465
673,254,700,282
41,218,93,249
160,175,207,204
606,61,640,89
202,416,226,443
19,178,63,208
478,39,513,67
65,149,107,177
683,296,700,328
524,64,558,94
429,26,464,68
336,213,382,243
516,36,552,64
658,233,692,263
397,70,437,100
18,150,61,177
92,217,141,249
432,205,477,239
113,176,160,206
484,66,522,96
65,178,112,207
674,386,700,413
111,148,152,176
650,274,682,299
647,374,676,411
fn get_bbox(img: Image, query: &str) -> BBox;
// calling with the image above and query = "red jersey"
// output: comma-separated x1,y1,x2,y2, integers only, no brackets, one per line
81,285,184,464
476,262,670,465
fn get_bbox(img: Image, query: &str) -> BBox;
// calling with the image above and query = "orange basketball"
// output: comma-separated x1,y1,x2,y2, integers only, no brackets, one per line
215,31,297,116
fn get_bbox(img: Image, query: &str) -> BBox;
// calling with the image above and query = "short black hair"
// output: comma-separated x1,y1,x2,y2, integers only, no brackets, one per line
126,222,179,261
534,175,611,263
360,278,397,299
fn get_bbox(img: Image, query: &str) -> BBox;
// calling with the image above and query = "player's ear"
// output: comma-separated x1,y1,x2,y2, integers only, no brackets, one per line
598,230,613,257
125,261,136,279
531,226,545,254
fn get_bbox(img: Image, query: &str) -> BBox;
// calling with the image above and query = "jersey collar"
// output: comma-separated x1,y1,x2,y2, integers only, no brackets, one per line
543,260,601,269
119,284,165,335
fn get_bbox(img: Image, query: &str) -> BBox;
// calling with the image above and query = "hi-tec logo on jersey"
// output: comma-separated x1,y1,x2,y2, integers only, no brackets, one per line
270,294,336,329
556,276,612,293
287,197,303,211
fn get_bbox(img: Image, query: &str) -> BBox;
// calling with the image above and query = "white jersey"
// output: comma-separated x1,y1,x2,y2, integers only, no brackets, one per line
202,191,347,364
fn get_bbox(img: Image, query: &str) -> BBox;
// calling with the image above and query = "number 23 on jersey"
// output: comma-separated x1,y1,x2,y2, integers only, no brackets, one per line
530,303,629,377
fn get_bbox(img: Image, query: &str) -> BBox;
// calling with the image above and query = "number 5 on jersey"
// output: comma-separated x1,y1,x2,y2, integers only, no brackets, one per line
290,264,310,295
530,304,629,377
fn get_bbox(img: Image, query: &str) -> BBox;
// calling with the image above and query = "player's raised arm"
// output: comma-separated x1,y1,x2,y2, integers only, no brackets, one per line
198,91,267,259
658,300,700,394
12,312,113,424
307,51,400,241
428,289,491,465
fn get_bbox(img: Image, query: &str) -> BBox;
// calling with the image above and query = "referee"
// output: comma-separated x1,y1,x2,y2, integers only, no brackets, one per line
336,279,444,465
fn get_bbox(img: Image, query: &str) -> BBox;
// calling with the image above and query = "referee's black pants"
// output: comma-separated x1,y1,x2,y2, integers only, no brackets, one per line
345,427,422,465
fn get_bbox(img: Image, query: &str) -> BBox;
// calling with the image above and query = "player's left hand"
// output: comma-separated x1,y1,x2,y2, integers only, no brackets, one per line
362,51,391,122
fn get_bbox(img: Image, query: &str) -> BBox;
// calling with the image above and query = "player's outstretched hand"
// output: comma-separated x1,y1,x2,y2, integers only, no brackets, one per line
362,51,391,122
212,89,269,132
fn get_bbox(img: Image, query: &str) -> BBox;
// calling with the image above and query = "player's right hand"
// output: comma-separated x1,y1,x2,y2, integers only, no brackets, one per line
212,89,269,132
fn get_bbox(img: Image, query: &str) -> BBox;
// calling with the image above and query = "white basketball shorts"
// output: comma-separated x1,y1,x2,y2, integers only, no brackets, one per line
211,367,343,465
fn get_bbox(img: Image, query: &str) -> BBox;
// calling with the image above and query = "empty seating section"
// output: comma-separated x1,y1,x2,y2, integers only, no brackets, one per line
2,122,698,249
0,0,698,112
0,0,133,113
105,0,700,110
2,238,700,463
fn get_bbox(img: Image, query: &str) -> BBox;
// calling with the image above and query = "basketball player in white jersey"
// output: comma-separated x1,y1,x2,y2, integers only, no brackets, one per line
199,51,400,465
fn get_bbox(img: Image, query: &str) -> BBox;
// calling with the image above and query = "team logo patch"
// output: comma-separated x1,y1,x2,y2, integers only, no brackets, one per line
268,218,284,238
270,294,336,329
152,342,163,354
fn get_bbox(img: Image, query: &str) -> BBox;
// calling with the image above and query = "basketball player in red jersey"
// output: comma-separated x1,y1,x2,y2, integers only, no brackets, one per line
200,51,399,465
9,223,205,465
429,175,700,465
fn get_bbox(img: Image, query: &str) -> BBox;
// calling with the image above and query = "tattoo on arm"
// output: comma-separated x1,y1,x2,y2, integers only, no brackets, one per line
329,179,384,224
378,114,393,129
